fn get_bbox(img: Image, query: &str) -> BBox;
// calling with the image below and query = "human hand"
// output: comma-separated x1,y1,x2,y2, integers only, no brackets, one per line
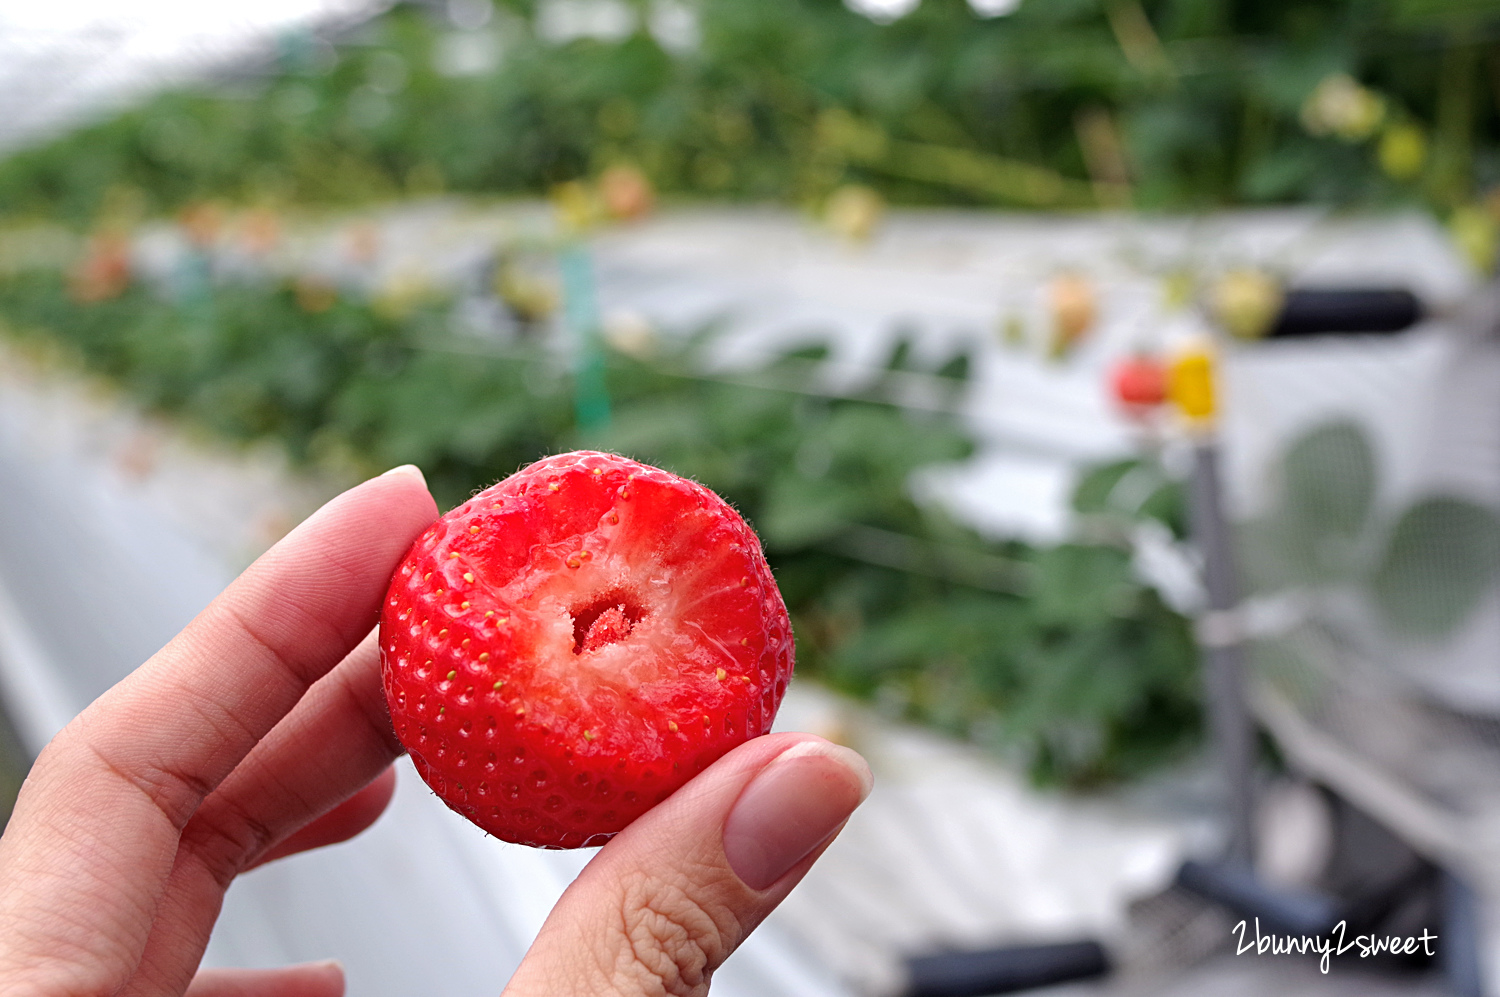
0,466,871,997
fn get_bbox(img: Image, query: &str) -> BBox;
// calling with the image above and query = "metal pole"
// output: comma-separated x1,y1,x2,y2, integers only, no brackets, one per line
1188,438,1257,869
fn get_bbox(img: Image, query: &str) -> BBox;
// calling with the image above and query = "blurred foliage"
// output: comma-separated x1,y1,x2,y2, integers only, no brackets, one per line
0,271,1200,786
1072,454,1188,539
1241,419,1500,639
0,699,26,830
4,0,1500,225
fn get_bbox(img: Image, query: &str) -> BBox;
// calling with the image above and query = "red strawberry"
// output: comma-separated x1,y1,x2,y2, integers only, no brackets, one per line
1109,353,1167,412
380,451,795,849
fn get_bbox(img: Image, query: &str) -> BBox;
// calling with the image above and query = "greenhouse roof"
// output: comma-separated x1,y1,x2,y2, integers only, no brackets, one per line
0,0,379,154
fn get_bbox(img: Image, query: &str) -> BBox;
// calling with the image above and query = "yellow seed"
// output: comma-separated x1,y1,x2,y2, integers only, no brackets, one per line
740,637,749,646
493,680,504,690
438,706,445,714
593,468,602,476
463,572,475,583
702,715,711,727
469,526,479,534
620,489,630,499
446,670,457,680
668,721,679,732
421,619,429,628
548,483,559,492
449,552,460,559
739,577,748,587
583,730,596,742
439,628,448,637
608,512,619,525
461,638,470,647
424,572,432,581
461,601,470,609
485,610,495,617
498,616,508,624
515,705,527,715
435,589,444,596
715,668,727,681
479,651,490,662
491,502,501,508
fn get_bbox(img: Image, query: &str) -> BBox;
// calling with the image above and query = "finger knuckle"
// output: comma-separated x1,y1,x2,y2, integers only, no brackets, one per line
179,795,280,889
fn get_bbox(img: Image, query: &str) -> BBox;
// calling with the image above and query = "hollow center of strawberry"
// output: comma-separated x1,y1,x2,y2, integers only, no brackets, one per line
572,594,645,654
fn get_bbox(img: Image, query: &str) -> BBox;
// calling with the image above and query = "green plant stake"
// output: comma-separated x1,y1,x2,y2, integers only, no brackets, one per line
559,242,610,432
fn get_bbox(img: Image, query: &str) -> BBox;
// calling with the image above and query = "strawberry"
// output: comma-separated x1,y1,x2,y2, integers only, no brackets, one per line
1109,353,1167,412
379,451,795,849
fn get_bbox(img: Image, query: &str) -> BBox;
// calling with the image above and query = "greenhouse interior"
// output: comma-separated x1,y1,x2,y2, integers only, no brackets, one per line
2,0,1500,995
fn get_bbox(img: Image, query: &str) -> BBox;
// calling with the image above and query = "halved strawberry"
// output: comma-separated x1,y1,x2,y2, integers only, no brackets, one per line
380,451,794,848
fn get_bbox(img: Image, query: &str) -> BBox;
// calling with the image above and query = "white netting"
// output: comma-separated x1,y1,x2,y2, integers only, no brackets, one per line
1222,313,1500,932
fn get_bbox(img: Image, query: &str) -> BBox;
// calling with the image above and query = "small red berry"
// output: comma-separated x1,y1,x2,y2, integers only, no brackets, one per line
1110,354,1168,411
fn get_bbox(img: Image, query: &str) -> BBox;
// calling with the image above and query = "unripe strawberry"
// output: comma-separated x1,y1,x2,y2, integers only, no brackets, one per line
1211,269,1282,340
1048,272,1096,358
824,184,884,242
600,165,655,222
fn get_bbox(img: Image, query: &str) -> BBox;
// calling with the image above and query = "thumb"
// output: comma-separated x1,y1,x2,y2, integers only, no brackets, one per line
502,733,872,997
185,961,344,997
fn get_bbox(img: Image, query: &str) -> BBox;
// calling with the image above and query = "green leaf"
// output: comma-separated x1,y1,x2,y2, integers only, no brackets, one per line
934,351,971,382
1031,543,1137,626
1071,458,1186,537
1391,0,1500,27
760,473,858,550
1072,459,1141,515
1139,480,1188,539
1370,497,1500,638
884,337,915,372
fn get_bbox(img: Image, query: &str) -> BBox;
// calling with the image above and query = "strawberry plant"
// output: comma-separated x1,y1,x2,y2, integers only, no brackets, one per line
0,270,1201,786
2,0,1500,225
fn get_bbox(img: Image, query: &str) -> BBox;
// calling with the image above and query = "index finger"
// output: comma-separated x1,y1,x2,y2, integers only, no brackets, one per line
0,465,436,988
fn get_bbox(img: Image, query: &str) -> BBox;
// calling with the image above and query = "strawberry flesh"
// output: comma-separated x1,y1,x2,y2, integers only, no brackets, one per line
578,604,635,653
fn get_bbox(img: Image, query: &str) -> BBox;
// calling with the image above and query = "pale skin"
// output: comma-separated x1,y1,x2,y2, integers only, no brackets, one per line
0,466,872,997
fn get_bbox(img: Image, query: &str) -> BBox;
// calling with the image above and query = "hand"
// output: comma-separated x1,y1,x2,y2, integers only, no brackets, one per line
0,467,871,997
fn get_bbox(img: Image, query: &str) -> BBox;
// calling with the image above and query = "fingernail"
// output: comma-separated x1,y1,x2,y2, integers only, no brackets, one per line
292,959,344,982
380,464,425,484
723,739,872,891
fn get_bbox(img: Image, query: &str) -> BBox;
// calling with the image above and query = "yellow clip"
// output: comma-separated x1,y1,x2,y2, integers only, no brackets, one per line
1168,346,1217,423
